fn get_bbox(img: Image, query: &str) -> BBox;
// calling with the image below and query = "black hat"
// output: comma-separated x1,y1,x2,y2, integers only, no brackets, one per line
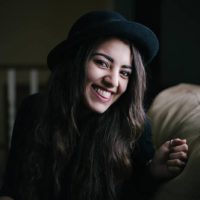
47,10,159,70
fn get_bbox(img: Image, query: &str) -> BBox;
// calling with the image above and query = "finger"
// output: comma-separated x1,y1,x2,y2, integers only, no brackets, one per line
168,151,188,161
167,166,182,175
167,139,185,149
171,138,187,146
167,159,186,167
171,143,188,153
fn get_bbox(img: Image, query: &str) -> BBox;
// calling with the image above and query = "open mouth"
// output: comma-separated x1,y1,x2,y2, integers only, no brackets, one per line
92,85,112,99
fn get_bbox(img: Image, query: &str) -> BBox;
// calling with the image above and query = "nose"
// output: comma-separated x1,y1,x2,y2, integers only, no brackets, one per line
103,70,119,88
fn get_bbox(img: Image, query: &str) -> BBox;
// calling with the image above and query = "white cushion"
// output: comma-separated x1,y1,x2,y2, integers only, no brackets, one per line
148,83,200,200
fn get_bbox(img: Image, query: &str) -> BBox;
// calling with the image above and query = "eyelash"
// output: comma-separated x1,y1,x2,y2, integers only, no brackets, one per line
93,58,132,78
94,59,109,68
120,71,131,78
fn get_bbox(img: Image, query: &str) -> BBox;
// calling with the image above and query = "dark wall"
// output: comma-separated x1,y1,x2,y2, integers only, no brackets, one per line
134,0,200,107
135,0,162,107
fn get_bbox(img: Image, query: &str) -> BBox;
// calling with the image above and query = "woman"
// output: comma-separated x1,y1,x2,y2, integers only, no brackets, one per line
0,11,188,200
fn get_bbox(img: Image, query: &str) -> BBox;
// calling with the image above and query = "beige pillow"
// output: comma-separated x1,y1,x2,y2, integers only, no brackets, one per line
148,83,200,200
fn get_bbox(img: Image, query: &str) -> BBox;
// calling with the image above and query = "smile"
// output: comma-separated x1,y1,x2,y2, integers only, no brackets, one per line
92,85,112,99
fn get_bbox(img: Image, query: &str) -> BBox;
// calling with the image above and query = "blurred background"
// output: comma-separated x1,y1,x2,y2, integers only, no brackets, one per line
0,0,200,186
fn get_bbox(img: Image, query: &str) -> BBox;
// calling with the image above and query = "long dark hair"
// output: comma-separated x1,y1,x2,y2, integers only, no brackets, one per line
21,37,146,200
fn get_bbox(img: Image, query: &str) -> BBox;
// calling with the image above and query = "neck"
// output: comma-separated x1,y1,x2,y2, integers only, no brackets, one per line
77,102,99,127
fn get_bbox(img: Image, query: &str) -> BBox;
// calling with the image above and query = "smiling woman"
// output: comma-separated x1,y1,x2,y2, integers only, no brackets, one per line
84,38,132,113
0,10,188,200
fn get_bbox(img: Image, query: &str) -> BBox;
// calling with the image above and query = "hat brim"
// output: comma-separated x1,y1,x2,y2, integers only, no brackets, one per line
47,20,159,70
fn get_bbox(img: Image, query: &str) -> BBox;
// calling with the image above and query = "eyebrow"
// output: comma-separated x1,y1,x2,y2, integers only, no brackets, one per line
92,52,114,62
91,52,132,69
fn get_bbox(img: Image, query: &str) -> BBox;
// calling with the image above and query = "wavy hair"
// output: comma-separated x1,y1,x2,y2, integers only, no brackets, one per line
21,37,146,200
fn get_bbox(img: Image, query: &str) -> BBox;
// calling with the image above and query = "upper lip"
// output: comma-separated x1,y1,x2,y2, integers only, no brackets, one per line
92,84,116,94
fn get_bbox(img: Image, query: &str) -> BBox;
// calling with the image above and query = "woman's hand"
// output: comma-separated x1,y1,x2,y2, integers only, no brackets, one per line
149,138,188,180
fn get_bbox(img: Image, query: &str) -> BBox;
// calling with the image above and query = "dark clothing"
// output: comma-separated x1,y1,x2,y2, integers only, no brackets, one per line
0,93,157,200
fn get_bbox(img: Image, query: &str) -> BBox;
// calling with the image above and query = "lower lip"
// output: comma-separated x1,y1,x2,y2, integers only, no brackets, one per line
92,86,112,103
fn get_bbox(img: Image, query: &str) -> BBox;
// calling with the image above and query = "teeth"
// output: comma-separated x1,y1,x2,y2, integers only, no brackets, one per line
95,87,111,98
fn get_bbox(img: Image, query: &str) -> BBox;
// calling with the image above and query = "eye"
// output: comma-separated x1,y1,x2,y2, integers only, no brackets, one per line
93,59,109,69
120,70,131,79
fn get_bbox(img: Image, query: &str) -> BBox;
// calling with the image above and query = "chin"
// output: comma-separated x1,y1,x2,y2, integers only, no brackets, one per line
89,104,110,114
91,108,108,114
84,98,111,114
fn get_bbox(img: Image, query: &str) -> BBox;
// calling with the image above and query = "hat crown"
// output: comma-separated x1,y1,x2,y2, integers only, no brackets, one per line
68,11,126,40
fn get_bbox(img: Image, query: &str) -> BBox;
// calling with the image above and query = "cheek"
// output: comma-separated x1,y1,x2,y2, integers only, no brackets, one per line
120,80,129,94
85,65,99,83
84,63,98,102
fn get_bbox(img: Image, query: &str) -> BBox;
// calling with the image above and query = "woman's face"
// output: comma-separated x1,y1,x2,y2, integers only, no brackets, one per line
84,37,133,113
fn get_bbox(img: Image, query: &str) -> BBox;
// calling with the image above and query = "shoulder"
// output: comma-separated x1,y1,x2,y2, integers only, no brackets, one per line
10,93,47,147
18,93,46,115
0,93,47,198
16,93,46,124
